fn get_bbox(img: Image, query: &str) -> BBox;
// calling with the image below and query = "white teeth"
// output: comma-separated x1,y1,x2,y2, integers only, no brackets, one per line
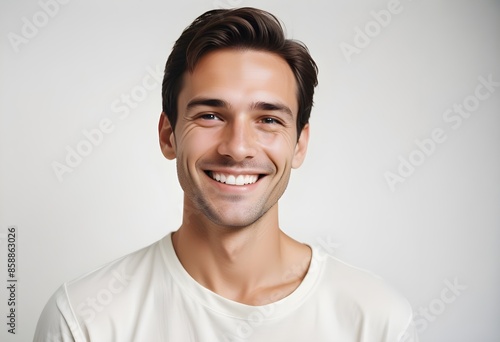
226,175,236,185
210,172,259,186
235,175,244,185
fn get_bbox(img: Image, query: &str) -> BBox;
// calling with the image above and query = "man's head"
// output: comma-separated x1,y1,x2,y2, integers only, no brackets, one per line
159,8,318,228
161,7,318,138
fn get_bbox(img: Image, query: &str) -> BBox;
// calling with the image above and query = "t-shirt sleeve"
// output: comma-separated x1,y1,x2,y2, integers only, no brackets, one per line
33,285,85,342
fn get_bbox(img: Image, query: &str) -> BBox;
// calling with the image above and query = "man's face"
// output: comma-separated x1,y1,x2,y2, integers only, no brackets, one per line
159,49,309,228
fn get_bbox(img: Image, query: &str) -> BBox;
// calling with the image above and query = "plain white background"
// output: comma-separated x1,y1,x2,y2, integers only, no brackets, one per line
0,0,499,341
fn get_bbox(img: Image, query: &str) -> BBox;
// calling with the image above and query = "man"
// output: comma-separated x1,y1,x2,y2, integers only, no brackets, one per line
35,7,418,341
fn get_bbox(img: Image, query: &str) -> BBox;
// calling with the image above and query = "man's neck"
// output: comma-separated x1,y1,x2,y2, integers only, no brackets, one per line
171,203,311,305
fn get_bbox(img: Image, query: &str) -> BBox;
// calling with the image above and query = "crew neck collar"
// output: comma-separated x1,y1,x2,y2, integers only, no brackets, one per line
159,232,322,320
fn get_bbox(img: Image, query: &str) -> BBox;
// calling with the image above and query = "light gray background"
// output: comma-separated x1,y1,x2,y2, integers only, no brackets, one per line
1,0,499,341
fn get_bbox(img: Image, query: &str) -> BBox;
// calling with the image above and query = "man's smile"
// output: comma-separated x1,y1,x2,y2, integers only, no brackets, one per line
206,171,262,186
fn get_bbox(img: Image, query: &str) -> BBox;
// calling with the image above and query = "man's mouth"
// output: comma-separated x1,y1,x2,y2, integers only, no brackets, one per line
207,171,260,186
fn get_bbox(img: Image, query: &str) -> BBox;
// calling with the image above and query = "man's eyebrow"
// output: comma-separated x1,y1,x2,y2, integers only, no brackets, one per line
251,101,293,118
185,98,293,117
186,98,229,111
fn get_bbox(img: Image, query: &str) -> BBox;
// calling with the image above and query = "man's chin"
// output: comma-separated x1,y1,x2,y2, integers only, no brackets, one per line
206,216,262,230
202,207,268,230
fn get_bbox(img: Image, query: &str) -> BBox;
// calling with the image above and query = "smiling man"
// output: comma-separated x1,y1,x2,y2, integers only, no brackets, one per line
35,7,418,342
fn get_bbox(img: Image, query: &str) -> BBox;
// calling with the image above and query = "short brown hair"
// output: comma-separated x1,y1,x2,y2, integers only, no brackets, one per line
162,7,318,138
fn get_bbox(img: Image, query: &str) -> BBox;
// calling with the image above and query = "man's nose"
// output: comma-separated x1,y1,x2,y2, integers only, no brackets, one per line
217,118,258,162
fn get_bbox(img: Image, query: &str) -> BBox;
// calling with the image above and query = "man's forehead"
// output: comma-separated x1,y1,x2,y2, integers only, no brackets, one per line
179,49,299,114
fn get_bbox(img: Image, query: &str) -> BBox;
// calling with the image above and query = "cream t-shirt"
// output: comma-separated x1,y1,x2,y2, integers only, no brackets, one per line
34,233,418,341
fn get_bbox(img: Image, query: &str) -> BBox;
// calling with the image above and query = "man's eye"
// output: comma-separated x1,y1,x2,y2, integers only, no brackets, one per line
200,114,219,120
261,117,280,124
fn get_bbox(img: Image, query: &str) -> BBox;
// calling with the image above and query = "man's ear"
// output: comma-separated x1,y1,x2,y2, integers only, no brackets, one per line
158,112,176,160
292,124,310,169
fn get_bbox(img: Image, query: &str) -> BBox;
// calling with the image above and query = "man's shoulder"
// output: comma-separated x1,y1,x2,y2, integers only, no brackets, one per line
322,254,402,294
34,234,173,340
319,253,411,310
65,234,170,297
314,251,414,337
